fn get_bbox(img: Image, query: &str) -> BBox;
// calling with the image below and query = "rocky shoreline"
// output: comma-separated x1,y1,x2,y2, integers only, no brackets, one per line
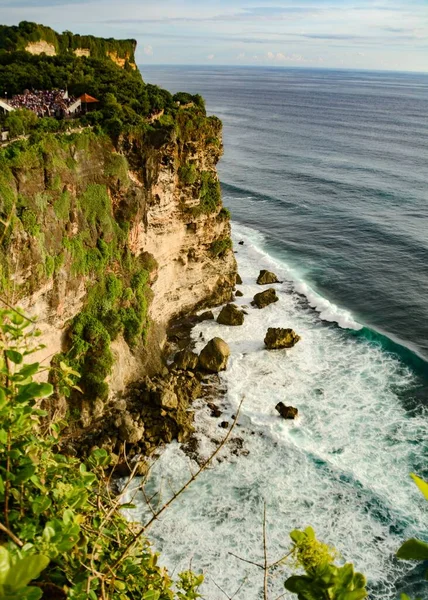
73,267,302,477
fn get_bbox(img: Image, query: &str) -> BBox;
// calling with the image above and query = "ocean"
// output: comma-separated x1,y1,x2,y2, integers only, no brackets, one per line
134,66,428,599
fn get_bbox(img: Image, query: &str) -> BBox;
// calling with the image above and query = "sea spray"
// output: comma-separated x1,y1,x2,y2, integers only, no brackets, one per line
128,225,428,600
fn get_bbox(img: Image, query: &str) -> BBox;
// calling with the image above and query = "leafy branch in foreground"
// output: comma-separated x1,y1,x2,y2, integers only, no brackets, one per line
229,511,367,600
0,306,206,599
396,473,428,600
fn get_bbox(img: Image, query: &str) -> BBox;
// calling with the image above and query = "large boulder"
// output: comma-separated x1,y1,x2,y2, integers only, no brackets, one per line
252,288,278,309
236,273,243,285
257,270,279,285
118,413,145,443
264,328,300,349
275,402,298,420
198,337,230,372
217,303,244,326
173,349,199,371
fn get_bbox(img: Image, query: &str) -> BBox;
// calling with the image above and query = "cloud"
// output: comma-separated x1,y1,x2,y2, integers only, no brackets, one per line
237,52,246,59
207,54,215,60
143,44,153,56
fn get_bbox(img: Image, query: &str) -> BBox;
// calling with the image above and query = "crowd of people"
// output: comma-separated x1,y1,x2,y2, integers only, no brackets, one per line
8,89,77,118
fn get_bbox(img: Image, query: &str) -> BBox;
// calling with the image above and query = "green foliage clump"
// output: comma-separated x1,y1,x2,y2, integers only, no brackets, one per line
178,163,198,185
218,207,231,220
65,257,152,400
53,190,71,220
284,527,367,600
0,307,204,599
198,171,221,214
4,108,37,138
209,237,232,258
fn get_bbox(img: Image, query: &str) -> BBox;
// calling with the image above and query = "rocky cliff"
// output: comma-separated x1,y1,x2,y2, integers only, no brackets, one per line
0,21,136,68
0,117,235,432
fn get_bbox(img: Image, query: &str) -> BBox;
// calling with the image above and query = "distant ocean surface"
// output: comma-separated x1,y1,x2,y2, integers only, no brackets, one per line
137,66,428,599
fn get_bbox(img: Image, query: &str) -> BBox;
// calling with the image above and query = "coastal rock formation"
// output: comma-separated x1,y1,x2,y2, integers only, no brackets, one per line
198,338,230,372
252,288,278,308
275,402,298,419
236,273,243,285
235,290,244,297
198,310,215,322
257,270,279,285
173,349,199,371
217,303,244,326
264,328,301,349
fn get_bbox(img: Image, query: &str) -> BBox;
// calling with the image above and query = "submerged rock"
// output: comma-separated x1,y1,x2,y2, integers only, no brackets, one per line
173,349,199,371
264,327,300,349
217,303,244,326
198,337,230,372
198,310,215,322
275,402,298,420
252,288,278,309
257,269,279,285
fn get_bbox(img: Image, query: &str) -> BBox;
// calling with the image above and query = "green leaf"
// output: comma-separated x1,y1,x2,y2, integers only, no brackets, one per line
18,363,40,379
397,538,428,561
5,350,23,364
0,546,10,585
32,495,52,515
15,464,36,484
410,473,428,501
16,382,53,402
143,591,161,600
5,554,49,589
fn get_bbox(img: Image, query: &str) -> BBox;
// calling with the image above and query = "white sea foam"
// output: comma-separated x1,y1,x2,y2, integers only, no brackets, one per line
126,225,428,600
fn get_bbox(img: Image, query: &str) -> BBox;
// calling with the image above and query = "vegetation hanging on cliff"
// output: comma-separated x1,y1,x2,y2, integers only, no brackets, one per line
0,306,204,600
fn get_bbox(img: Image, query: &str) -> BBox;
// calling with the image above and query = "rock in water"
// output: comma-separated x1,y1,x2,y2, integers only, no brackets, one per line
235,290,244,297
198,337,230,372
257,269,279,285
275,402,298,419
236,273,243,285
173,349,199,371
198,310,215,322
217,303,244,326
264,328,301,349
252,288,278,309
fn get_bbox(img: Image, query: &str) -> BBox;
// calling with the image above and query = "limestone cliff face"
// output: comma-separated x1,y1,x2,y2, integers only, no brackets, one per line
2,120,235,398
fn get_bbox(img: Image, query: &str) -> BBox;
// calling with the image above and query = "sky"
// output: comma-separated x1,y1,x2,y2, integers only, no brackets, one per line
0,0,427,72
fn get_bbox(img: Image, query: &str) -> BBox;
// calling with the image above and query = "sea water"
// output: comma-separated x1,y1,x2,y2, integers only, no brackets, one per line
132,67,428,599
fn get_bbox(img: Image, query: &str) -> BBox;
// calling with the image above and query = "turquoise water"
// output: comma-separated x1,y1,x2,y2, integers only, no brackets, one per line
137,67,428,599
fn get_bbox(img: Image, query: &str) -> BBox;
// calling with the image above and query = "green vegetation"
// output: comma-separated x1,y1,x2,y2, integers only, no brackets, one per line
0,130,157,401
0,307,204,599
395,474,428,600
0,25,213,141
0,21,136,62
284,527,367,599
178,163,198,185
209,237,232,257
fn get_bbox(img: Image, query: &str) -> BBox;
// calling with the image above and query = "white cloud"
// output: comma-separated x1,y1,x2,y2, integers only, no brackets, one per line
143,45,153,56
237,52,246,59
207,53,215,60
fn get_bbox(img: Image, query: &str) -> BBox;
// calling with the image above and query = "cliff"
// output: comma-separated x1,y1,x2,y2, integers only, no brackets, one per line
0,120,235,433
0,21,136,68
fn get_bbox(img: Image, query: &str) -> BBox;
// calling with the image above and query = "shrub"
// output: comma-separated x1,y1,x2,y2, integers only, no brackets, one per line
0,306,204,599
209,237,232,257
178,163,198,185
